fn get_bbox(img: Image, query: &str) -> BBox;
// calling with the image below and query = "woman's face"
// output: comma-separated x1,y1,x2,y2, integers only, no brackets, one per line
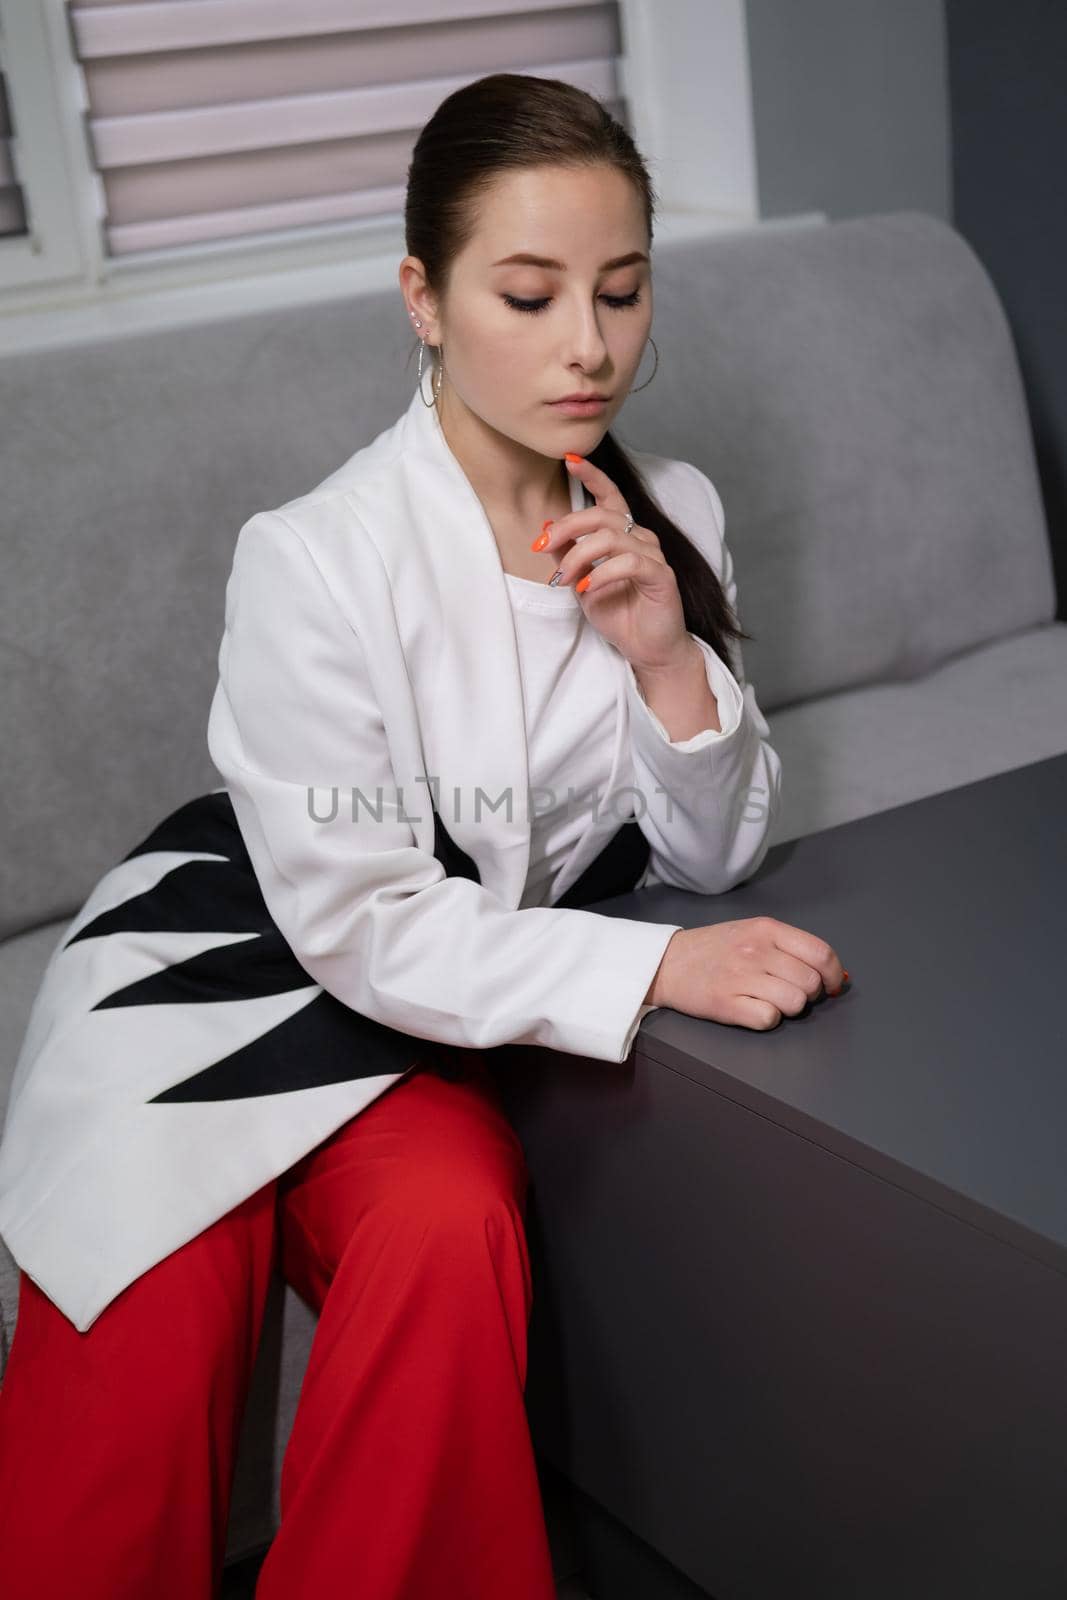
424,163,653,458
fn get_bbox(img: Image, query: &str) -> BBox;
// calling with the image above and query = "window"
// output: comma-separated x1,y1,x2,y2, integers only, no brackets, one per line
68,0,627,259
0,0,763,348
0,0,88,296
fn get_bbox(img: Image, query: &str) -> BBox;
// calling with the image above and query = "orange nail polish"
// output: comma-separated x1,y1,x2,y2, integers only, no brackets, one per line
564,453,584,464
576,575,591,594
530,531,550,552
842,970,850,983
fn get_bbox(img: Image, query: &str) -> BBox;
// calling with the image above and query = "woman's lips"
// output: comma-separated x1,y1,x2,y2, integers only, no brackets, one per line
548,398,608,416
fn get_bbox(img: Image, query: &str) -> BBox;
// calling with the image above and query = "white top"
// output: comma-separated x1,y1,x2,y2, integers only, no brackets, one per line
504,559,745,1032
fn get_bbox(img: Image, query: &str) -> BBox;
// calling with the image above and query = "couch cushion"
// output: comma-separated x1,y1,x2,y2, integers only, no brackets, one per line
765,620,1067,845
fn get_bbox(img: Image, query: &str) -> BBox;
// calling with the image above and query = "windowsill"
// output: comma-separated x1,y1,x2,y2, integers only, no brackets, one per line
0,208,825,359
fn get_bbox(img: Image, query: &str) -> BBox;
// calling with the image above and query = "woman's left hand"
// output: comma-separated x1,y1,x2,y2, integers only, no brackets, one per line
534,455,693,674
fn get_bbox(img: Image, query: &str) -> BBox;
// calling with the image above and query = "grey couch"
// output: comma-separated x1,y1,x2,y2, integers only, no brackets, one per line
1,210,1062,1579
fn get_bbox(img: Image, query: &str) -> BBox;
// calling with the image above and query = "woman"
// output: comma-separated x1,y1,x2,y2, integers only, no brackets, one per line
0,73,846,1600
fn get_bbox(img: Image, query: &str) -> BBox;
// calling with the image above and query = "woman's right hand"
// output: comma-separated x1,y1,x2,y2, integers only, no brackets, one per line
646,918,848,1031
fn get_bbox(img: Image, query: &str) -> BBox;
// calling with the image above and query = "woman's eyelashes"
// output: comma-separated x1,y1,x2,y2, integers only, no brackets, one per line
502,290,643,315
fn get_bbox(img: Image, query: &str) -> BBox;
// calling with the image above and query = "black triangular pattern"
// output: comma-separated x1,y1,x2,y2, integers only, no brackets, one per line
119,789,242,865
554,818,651,909
64,791,257,953
93,921,310,1010
431,804,481,883
66,857,271,951
151,987,422,1101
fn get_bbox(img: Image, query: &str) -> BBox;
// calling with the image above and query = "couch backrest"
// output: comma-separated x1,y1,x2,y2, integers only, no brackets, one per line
0,210,1054,940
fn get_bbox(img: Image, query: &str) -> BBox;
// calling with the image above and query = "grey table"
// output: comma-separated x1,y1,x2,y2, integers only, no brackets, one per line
492,753,1067,1600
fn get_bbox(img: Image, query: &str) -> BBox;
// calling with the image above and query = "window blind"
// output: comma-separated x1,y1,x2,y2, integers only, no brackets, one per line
66,0,628,258
0,62,29,239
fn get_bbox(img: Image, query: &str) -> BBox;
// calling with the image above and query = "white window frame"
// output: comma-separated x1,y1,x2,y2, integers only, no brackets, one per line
0,0,94,295
621,0,759,224
0,0,806,355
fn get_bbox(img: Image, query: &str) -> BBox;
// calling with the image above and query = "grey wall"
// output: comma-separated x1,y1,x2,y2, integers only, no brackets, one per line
745,0,952,224
946,0,1066,619
743,0,1063,616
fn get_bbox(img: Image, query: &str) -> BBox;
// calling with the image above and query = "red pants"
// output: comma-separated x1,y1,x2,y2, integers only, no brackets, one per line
0,1055,557,1600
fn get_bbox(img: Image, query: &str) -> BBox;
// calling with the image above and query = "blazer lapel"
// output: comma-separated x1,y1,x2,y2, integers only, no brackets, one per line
358,385,617,909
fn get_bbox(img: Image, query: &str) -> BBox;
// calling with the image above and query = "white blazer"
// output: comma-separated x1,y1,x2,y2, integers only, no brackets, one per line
207,378,782,1059
0,380,781,1333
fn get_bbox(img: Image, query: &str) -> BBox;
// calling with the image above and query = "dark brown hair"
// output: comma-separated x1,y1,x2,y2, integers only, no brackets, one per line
404,72,752,677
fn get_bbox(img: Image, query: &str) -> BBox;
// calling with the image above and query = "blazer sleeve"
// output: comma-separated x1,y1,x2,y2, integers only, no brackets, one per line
621,462,783,896
207,510,680,1065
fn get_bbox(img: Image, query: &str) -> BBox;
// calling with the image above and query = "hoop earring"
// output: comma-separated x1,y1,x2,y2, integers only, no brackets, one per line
417,338,444,409
628,335,658,393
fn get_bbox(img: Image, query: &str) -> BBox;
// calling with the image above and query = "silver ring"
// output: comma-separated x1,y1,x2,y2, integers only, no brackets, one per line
622,512,634,535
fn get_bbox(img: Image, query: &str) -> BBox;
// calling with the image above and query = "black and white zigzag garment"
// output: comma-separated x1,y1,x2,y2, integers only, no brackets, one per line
0,788,650,1333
